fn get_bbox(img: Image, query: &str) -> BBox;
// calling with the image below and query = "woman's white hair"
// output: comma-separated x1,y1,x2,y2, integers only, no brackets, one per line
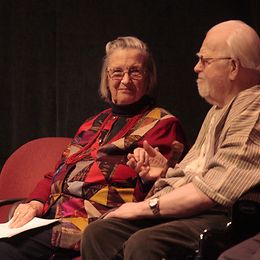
99,36,157,102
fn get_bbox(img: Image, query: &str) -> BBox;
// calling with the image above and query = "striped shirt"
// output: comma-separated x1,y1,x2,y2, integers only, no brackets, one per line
153,85,260,207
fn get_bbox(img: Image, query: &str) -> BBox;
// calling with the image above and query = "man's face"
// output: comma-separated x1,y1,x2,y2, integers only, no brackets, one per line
194,34,232,108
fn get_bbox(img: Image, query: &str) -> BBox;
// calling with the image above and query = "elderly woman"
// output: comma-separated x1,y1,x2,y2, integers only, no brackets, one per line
0,36,186,259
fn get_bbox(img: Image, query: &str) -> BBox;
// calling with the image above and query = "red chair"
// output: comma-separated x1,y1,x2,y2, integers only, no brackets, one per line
0,137,83,259
0,137,72,222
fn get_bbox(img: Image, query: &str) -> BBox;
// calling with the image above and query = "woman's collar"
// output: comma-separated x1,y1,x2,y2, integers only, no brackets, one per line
110,95,154,116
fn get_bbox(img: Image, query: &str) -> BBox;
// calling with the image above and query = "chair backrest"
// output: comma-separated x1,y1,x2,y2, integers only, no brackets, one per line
230,185,260,243
0,137,72,223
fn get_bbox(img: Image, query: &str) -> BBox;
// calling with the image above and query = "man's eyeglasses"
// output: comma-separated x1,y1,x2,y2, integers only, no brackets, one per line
107,67,146,81
197,55,232,68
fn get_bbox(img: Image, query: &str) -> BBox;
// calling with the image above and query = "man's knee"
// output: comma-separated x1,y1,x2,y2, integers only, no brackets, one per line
124,227,196,260
124,228,165,259
81,220,105,259
83,220,103,239
125,228,150,249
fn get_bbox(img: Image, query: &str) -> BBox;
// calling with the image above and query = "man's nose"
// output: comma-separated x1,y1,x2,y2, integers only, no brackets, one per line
194,61,203,73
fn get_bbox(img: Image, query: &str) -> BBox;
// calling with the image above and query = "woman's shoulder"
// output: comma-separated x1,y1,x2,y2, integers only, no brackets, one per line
145,106,179,121
75,108,113,135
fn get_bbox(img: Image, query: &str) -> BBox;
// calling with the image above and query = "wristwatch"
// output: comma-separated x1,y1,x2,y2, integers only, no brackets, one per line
149,197,160,215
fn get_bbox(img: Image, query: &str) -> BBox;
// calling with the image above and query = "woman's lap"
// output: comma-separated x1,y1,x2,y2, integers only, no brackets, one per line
0,225,53,260
0,223,79,260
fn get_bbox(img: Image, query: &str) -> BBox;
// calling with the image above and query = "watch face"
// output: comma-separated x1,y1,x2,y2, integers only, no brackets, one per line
150,198,158,207
149,198,160,215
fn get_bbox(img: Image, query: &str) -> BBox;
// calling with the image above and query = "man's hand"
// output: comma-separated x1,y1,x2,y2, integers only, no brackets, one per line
8,200,44,228
127,140,167,181
104,201,148,220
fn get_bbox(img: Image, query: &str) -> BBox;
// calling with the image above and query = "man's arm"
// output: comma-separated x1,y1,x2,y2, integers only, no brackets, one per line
105,182,215,219
155,182,215,217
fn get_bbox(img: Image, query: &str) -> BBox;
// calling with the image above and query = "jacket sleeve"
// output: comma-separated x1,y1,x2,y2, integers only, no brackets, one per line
27,114,101,202
193,100,260,206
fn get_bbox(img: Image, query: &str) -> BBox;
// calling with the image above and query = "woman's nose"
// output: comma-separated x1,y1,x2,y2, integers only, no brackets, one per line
121,72,131,85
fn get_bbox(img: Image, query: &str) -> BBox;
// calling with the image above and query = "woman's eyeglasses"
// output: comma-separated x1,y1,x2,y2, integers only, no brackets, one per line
107,67,146,81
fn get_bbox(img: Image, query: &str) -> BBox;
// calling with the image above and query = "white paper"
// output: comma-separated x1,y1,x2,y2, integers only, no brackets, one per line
0,217,59,238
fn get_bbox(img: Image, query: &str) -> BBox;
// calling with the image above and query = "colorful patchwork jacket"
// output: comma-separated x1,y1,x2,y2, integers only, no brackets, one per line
28,96,187,250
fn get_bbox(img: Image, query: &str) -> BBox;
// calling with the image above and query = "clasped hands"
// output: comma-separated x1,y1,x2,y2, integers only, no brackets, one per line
104,140,183,219
127,140,172,182
103,141,171,220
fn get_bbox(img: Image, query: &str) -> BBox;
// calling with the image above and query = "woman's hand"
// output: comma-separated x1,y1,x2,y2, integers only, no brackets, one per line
8,200,44,228
127,140,167,181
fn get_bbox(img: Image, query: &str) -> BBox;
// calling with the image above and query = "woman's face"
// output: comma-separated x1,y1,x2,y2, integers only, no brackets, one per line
107,48,147,105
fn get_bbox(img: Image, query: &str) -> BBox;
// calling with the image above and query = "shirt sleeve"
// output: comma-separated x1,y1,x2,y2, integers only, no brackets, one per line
193,104,260,207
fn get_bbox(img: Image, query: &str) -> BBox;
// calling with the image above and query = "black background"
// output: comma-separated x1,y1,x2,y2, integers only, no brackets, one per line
0,0,259,168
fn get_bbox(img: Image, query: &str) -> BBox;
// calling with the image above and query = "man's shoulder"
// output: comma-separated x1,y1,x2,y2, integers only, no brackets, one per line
238,85,260,101
232,85,260,111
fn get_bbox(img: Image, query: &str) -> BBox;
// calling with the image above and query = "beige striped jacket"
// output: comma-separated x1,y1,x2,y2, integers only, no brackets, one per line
152,85,260,207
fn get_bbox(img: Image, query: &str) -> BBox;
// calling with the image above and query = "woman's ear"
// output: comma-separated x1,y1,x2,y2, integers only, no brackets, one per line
229,59,239,80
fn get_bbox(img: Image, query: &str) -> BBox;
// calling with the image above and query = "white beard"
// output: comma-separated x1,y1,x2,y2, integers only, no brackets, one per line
197,80,210,98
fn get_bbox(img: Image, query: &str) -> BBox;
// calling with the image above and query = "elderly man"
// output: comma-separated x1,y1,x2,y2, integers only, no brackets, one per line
81,20,260,260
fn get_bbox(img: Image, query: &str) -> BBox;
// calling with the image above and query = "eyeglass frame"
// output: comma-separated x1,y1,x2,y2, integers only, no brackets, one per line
106,67,146,81
196,54,232,68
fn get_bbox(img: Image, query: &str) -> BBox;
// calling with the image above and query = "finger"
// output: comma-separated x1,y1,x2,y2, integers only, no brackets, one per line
138,166,150,178
142,150,150,165
9,213,26,228
143,140,157,157
135,161,146,173
127,153,134,160
127,157,137,168
9,211,33,228
9,211,20,224
133,148,146,164
10,204,24,223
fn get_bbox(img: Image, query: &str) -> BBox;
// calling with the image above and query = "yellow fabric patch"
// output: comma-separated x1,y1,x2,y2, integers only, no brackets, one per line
90,186,109,205
146,108,161,119
111,137,125,149
132,121,158,136
63,217,88,231
116,188,134,202
51,193,61,201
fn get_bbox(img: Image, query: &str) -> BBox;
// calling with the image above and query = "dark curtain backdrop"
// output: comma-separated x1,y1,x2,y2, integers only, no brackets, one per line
1,0,259,169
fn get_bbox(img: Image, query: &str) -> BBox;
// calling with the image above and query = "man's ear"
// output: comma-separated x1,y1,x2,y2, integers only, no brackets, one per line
229,59,239,80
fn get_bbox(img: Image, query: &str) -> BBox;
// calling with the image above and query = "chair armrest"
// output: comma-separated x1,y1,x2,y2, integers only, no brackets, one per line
196,198,260,259
0,198,26,207
195,223,233,260
0,198,27,220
